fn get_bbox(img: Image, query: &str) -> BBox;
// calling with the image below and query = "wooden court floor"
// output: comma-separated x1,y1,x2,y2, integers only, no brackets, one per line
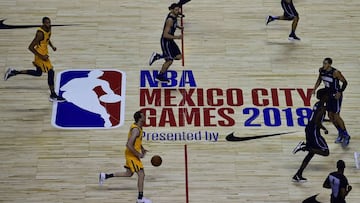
0,0,359,202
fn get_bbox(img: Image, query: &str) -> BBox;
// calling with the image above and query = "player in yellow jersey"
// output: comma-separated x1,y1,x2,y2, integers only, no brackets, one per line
4,17,65,102
99,111,152,203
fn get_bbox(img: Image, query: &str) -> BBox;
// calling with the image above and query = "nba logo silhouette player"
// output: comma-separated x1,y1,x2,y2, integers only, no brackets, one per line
52,69,126,129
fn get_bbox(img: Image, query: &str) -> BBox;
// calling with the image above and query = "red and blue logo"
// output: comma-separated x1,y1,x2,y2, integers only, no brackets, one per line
52,69,126,129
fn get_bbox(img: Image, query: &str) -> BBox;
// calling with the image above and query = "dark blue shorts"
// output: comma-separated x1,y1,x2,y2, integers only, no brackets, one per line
161,38,181,60
305,124,328,151
327,94,342,113
281,0,299,19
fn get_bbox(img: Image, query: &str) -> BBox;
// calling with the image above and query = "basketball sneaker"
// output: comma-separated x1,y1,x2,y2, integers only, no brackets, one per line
335,134,343,143
136,197,152,203
99,172,106,185
292,174,307,183
155,74,170,83
342,135,350,147
265,16,273,25
292,141,306,154
49,94,66,102
149,52,160,66
288,34,301,41
4,68,16,81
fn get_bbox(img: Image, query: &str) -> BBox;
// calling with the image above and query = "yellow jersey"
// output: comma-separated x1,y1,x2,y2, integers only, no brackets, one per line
125,123,143,158
35,27,50,56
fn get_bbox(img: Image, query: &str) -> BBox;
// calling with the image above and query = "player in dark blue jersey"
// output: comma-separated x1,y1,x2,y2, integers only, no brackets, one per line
149,3,183,82
312,58,350,147
266,0,300,40
292,88,329,183
323,160,352,203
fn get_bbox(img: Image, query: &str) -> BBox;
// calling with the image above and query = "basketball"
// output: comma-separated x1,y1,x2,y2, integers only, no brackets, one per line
151,155,162,167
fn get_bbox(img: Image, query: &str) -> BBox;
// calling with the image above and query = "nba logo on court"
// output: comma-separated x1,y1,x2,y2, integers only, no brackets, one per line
52,69,126,129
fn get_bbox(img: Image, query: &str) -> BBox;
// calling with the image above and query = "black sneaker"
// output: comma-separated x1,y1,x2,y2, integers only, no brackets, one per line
292,141,306,154
265,16,273,25
4,68,16,81
288,34,301,41
149,52,160,66
292,174,307,183
155,74,170,83
335,134,343,143
49,94,66,102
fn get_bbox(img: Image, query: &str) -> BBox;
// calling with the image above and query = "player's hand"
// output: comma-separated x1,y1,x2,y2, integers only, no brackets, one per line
347,185,352,192
52,46,57,51
142,148,148,156
324,130,328,134
335,92,342,100
138,152,144,159
176,34,182,39
40,54,49,61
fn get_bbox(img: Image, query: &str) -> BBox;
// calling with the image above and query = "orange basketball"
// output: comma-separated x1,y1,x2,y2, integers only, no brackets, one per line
151,155,162,167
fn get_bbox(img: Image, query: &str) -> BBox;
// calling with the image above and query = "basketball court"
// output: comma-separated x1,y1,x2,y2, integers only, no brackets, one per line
0,0,359,202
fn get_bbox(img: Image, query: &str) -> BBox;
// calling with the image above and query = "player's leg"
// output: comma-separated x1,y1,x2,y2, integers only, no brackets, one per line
4,65,43,81
47,69,65,102
293,152,314,183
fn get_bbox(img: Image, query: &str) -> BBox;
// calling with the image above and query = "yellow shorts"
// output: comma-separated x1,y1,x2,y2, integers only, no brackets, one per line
33,55,53,72
124,155,143,173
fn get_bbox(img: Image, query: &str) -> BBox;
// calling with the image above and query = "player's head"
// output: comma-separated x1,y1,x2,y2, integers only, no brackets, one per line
337,160,346,170
88,70,104,78
316,88,329,102
323,57,332,69
168,3,181,15
134,110,145,123
42,17,51,30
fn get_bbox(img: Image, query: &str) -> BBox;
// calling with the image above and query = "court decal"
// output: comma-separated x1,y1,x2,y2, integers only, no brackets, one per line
225,131,297,142
51,69,126,129
0,19,73,29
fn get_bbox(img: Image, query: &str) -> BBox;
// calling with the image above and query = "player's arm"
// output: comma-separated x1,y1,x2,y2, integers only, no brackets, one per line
322,176,331,189
334,70,348,93
49,40,57,51
312,69,322,95
333,70,348,99
99,81,116,95
163,18,182,40
28,30,48,60
141,145,148,156
126,128,143,159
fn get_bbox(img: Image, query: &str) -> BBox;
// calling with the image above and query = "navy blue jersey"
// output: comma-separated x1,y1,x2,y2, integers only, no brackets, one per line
320,67,341,94
308,101,325,126
305,101,328,151
161,13,178,40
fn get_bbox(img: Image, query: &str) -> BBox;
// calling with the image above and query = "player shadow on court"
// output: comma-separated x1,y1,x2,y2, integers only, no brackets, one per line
60,70,121,128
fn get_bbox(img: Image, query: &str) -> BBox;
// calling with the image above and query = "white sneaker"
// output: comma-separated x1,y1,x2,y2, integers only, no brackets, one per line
292,141,306,154
148,52,159,66
99,172,105,185
4,67,15,81
355,152,360,169
137,197,152,203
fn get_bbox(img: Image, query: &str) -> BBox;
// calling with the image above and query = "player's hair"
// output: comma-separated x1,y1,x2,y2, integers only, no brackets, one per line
133,111,143,123
337,160,346,169
169,3,180,10
42,16,50,24
323,57,333,65
316,88,328,100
